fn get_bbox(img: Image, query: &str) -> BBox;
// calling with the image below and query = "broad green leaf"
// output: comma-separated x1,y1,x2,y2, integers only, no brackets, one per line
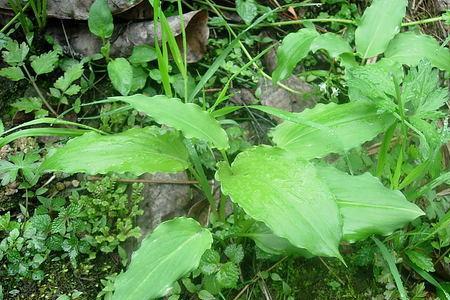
272,28,319,82
88,0,114,39
112,218,212,300
107,58,133,96
114,94,229,149
355,0,407,58
310,33,353,58
0,66,24,81
317,166,424,242
30,51,59,76
39,127,190,175
385,32,450,73
271,101,393,160
216,146,342,258
54,63,84,92
129,45,157,65
236,0,258,25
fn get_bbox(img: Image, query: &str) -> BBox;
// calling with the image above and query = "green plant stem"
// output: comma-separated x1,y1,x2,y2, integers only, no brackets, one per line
22,65,58,116
177,0,188,102
0,1,30,33
391,75,407,189
221,15,446,29
205,0,306,96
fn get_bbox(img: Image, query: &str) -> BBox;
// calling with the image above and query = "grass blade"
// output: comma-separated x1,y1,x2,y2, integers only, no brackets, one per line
372,237,408,300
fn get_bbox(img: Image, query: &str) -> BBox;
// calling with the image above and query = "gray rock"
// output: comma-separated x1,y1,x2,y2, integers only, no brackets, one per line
136,172,191,240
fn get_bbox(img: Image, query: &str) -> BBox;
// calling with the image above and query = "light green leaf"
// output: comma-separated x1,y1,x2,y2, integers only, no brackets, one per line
247,222,313,257
310,33,353,58
0,66,24,81
54,63,84,92
11,98,42,113
271,101,393,160
405,250,435,272
114,94,229,149
129,45,157,65
39,127,190,175
402,60,448,118
88,0,114,39
64,84,81,96
108,58,133,96
236,0,258,25
316,166,424,242
355,0,407,58
30,51,59,76
272,28,319,82
216,146,342,258
130,66,148,93
346,58,404,103
2,40,29,66
112,218,212,300
385,32,450,73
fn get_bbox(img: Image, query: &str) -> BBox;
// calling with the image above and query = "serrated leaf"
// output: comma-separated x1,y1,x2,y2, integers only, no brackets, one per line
11,98,42,113
2,40,29,66
272,28,319,82
112,218,212,300
316,166,424,242
385,32,450,73
30,51,59,76
30,214,51,232
406,250,435,272
107,58,133,96
402,60,448,118
310,33,353,58
217,146,342,258
88,0,114,39
113,94,229,149
271,101,393,160
224,244,244,264
39,127,190,176
355,0,407,58
215,262,239,289
54,63,84,92
0,66,24,81
236,0,258,25
346,58,404,103
64,84,81,96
